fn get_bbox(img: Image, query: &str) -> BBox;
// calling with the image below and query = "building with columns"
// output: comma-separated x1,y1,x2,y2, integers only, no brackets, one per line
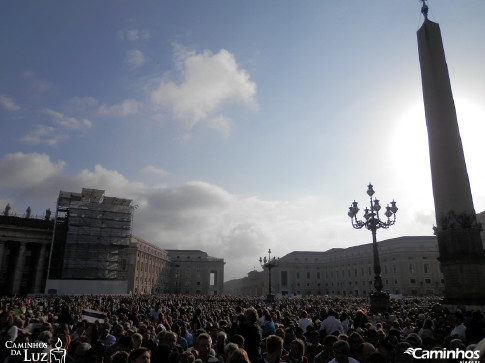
224,270,264,297
1,189,225,296
123,236,171,294
165,250,225,295
0,210,53,295
225,236,445,297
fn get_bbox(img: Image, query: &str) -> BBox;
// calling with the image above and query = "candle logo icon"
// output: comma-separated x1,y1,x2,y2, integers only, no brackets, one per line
50,338,67,363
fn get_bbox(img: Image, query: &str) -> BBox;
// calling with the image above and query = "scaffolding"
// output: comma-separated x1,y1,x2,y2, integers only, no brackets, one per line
51,188,133,280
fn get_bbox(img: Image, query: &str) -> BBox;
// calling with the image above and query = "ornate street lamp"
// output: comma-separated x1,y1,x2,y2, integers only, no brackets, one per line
259,249,278,302
348,183,398,314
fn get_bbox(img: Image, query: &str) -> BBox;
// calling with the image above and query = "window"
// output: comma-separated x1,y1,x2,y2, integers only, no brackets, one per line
210,272,216,286
281,271,288,286
424,263,430,274
409,263,415,275
296,272,300,279
317,272,321,279
393,264,397,274
410,279,416,284
425,278,431,284
307,272,310,279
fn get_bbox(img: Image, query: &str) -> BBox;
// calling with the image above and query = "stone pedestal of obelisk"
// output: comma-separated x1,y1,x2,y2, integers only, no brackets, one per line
417,19,485,306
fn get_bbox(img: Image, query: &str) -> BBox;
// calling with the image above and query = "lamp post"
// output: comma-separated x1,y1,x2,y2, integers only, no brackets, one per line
348,183,398,314
259,249,278,302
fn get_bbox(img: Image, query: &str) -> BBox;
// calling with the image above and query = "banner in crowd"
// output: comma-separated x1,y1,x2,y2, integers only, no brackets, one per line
81,309,106,323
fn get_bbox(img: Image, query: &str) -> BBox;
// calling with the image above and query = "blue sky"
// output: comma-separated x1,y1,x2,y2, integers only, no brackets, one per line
1,0,485,281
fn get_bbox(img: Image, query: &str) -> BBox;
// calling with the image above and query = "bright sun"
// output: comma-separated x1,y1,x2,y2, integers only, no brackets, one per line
392,97,485,212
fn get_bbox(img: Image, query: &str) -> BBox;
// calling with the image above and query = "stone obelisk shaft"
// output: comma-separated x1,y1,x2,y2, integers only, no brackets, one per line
417,20,485,306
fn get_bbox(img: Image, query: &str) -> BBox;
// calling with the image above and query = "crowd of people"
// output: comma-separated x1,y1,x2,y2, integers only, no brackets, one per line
1,294,484,363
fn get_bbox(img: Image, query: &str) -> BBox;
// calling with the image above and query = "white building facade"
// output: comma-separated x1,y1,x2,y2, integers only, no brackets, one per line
262,236,444,297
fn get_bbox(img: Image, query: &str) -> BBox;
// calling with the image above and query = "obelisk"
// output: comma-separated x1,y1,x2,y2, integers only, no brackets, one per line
417,2,485,306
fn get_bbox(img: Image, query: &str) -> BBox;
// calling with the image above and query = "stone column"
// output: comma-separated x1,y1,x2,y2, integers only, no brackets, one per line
417,20,485,306
11,242,27,295
0,243,5,272
33,244,48,293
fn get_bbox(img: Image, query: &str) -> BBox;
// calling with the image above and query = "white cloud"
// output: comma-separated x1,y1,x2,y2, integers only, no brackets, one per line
19,71,52,94
207,115,234,139
69,96,98,107
0,152,357,280
119,29,151,42
150,45,257,134
44,108,93,131
0,152,65,188
124,50,146,69
19,125,67,146
0,95,20,111
20,109,92,146
1,152,453,281
141,165,171,177
97,99,143,117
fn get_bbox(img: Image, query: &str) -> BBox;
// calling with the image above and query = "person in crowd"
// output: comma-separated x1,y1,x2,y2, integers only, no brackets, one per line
194,332,213,363
112,351,130,363
450,312,467,340
129,347,151,363
237,308,262,363
156,331,180,363
263,313,276,337
99,327,117,348
297,311,313,334
320,310,344,336
224,343,240,363
305,330,323,362
282,338,308,363
313,335,338,363
227,348,251,363
328,340,359,363
356,342,377,363
259,335,284,363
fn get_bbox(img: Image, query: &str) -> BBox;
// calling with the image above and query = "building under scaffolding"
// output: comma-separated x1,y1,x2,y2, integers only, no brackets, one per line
48,188,133,281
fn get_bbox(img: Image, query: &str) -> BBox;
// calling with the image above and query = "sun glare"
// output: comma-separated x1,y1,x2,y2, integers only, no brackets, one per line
392,102,430,181
392,98,485,212
455,98,485,211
